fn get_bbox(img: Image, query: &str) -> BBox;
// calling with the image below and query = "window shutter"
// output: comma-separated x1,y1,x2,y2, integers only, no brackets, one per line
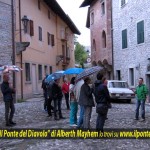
51,34,55,46
30,20,34,36
39,27,42,41
122,29,127,49
137,21,144,44
47,32,50,45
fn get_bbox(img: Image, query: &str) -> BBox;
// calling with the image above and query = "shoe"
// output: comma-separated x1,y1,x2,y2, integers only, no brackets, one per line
47,115,52,117
59,116,66,119
134,118,139,120
140,118,145,122
6,123,13,127
70,124,77,127
54,117,59,120
9,121,16,125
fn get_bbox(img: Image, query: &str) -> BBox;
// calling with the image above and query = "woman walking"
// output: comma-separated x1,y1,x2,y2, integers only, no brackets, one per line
69,77,78,127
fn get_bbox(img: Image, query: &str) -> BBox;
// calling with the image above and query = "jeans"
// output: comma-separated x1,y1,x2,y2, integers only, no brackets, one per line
53,98,63,118
96,113,107,132
65,93,70,109
5,100,15,124
135,100,145,119
77,105,84,128
83,106,92,129
70,101,78,125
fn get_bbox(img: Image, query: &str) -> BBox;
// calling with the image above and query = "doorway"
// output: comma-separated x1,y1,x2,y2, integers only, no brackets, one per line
146,74,150,102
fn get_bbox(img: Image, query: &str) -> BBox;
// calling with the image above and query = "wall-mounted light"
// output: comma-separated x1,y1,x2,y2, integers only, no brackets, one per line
21,15,29,33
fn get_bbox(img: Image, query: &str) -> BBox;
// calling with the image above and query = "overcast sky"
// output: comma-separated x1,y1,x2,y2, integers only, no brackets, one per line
56,0,90,46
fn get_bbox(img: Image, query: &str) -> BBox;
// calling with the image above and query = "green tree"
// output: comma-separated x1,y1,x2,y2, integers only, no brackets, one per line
75,43,87,68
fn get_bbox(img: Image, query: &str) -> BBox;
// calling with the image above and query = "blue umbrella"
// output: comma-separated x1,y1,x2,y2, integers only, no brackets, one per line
64,68,84,75
46,71,64,82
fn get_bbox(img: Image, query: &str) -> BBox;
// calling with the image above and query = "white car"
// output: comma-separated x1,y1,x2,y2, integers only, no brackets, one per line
107,80,135,103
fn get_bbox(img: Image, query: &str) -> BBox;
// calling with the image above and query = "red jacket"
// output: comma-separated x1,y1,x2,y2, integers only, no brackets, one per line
62,82,70,94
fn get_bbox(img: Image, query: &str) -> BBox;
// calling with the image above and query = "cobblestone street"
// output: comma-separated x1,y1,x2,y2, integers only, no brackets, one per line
1,97,150,150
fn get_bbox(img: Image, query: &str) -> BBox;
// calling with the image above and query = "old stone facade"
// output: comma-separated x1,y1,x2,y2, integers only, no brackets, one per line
0,0,13,100
81,0,113,79
0,0,13,67
112,0,150,92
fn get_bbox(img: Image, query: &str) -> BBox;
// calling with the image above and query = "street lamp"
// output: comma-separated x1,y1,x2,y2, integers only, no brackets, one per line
21,15,29,33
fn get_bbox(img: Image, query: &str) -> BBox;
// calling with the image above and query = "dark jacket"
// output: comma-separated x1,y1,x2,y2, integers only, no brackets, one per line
94,80,102,102
1,81,14,102
96,83,111,104
78,83,94,107
52,82,63,100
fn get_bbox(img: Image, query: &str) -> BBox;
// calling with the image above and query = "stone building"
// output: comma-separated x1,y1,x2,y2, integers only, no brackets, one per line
0,0,14,100
80,0,113,79
112,0,150,95
0,0,14,72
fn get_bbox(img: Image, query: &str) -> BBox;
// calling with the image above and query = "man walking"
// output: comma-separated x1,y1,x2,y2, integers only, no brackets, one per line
1,74,16,126
135,77,148,121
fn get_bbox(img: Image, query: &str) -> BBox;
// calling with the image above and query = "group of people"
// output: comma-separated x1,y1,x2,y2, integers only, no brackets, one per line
41,73,111,131
0,72,149,131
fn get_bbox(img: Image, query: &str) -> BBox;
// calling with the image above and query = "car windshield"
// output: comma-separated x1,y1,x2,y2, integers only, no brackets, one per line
109,82,128,88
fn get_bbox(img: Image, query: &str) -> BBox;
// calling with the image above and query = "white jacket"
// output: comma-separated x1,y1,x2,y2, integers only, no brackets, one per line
74,79,84,102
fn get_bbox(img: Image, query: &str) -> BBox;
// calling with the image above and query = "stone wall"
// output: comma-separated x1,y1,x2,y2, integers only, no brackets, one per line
112,0,150,88
0,1,12,66
0,0,13,101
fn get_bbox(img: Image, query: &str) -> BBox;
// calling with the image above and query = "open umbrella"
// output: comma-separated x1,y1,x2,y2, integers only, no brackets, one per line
46,71,64,83
64,68,84,75
0,65,22,74
75,66,103,82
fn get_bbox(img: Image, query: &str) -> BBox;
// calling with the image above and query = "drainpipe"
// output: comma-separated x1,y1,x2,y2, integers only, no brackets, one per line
65,26,69,70
111,0,114,79
19,0,23,99
11,0,16,101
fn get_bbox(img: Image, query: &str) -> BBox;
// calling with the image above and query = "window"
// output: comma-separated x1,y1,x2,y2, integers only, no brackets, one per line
38,65,42,80
48,10,51,19
47,33,55,46
137,20,144,44
93,39,96,51
122,29,127,49
121,0,126,6
38,0,41,10
51,34,55,46
116,70,121,80
91,12,94,24
44,66,48,75
25,63,31,81
102,31,106,48
129,68,134,86
47,32,51,45
39,26,42,41
101,2,105,15
50,66,52,74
